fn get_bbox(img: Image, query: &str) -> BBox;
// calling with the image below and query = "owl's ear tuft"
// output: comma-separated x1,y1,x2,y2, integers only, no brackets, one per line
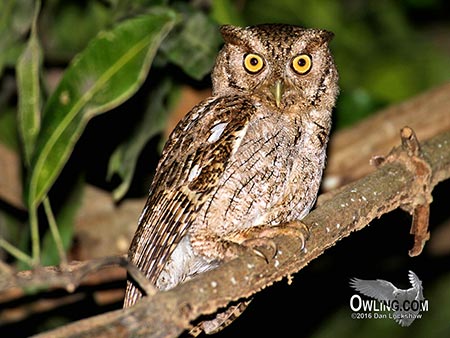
306,29,334,50
317,30,334,44
220,25,247,45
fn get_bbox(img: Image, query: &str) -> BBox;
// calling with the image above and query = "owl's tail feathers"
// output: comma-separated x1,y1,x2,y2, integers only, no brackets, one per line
123,265,158,308
123,280,143,308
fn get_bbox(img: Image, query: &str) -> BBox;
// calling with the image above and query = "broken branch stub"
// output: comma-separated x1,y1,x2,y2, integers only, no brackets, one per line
371,126,432,256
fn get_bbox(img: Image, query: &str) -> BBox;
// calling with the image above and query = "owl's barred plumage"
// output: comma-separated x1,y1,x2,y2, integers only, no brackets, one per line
124,24,339,334
127,96,255,289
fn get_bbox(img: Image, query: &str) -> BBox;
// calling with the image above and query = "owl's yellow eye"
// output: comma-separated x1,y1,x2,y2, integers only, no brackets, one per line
243,54,264,73
292,54,312,74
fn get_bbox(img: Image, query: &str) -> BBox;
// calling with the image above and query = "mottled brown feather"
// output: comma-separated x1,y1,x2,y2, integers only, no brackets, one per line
124,95,256,306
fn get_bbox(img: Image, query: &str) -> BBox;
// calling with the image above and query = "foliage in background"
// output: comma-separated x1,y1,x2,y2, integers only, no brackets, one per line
0,0,449,336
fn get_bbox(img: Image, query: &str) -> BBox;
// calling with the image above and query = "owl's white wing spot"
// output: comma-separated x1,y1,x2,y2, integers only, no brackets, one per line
188,164,202,182
230,123,249,156
208,122,229,143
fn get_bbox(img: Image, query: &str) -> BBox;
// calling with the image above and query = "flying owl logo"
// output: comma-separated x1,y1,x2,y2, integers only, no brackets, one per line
350,271,427,326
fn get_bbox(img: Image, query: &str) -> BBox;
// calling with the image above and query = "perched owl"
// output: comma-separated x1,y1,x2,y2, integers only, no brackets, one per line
124,24,339,334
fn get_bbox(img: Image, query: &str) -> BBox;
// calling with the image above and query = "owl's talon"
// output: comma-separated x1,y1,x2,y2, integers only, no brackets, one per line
252,248,270,262
291,220,310,251
223,238,276,262
242,238,278,263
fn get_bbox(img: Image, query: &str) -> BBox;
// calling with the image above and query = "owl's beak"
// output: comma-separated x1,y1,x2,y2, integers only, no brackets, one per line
270,80,284,108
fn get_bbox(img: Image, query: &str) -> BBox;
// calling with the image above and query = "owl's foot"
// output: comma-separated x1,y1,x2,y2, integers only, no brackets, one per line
225,221,310,262
240,236,278,262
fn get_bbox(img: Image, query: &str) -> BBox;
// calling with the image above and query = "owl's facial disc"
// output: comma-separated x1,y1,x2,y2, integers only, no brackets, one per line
269,80,284,108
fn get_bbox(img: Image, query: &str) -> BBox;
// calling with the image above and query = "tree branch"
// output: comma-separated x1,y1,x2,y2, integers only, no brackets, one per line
323,82,450,190
24,128,450,338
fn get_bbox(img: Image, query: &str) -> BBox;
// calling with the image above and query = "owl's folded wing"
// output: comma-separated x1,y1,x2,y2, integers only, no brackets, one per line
125,95,255,306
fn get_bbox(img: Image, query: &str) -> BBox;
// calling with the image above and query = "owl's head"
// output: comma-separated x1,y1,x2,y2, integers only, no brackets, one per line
212,24,339,112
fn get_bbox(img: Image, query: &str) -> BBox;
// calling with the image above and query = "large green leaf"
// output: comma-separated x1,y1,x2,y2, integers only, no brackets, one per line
16,0,42,165
25,9,177,208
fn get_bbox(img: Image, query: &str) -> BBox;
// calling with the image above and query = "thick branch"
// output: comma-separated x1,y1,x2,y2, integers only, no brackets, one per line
323,82,450,190
29,129,450,338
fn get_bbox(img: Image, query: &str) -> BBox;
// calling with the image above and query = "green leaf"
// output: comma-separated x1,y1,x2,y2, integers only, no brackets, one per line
25,9,177,208
40,1,115,62
161,10,221,80
16,0,42,165
107,78,179,200
0,0,34,76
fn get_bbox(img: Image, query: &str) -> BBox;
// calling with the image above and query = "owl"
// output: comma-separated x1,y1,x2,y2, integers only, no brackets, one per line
124,24,339,334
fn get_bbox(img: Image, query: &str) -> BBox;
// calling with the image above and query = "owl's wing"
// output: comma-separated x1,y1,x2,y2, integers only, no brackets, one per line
125,95,256,305
350,278,398,302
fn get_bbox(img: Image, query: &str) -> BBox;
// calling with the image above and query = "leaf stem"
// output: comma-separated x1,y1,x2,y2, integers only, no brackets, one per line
43,197,68,267
0,239,33,267
29,205,40,266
